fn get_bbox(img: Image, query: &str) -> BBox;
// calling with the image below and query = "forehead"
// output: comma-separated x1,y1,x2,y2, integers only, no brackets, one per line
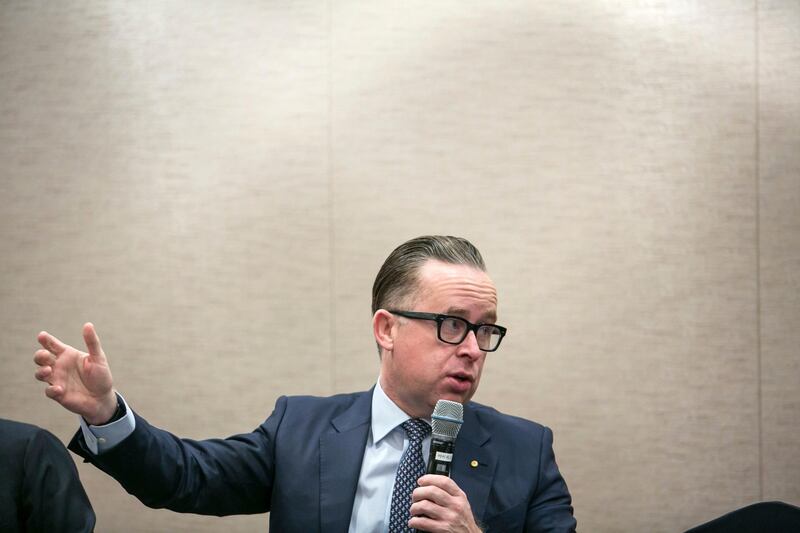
412,260,498,317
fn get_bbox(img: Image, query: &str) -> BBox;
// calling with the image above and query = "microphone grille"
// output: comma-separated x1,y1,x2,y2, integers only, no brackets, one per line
431,399,464,440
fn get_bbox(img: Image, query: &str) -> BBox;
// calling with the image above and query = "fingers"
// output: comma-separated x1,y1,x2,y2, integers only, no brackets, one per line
412,484,450,508
34,365,53,383
407,515,441,533
34,349,56,384
34,348,56,366
45,384,65,401
408,495,464,531
409,477,478,532
416,474,462,496
411,477,459,516
82,322,106,362
37,331,68,355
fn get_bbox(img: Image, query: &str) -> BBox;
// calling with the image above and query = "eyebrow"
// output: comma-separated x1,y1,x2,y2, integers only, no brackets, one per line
445,307,498,323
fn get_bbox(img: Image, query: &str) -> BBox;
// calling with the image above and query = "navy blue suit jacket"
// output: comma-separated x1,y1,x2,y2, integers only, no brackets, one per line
1,419,95,533
69,390,575,532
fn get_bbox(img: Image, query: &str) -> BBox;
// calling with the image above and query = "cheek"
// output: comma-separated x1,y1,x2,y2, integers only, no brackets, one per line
473,359,486,382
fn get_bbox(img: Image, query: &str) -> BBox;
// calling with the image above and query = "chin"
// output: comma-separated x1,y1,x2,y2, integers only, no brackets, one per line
438,391,470,405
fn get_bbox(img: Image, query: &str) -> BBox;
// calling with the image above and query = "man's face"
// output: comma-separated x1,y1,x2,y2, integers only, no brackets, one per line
379,259,498,418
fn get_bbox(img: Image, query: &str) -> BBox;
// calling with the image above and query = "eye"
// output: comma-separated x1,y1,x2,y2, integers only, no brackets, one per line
476,325,492,341
442,317,465,334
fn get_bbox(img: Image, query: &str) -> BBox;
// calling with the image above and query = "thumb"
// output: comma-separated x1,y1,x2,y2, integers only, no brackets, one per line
82,322,107,362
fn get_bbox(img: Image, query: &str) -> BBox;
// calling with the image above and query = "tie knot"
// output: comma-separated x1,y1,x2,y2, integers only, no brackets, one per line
402,418,431,444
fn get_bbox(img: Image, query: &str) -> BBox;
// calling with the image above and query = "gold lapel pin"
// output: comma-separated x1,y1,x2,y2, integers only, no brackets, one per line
470,459,479,468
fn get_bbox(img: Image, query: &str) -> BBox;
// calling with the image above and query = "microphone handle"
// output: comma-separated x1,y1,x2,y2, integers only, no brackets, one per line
426,436,455,476
416,437,456,533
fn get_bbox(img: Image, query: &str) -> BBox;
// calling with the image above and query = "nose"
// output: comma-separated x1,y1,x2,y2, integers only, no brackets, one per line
456,330,484,359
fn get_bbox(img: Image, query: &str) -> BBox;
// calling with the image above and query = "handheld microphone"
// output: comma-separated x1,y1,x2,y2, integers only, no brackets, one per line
426,399,464,477
416,400,464,533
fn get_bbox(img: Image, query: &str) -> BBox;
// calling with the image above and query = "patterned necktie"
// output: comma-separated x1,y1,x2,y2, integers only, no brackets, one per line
388,418,431,533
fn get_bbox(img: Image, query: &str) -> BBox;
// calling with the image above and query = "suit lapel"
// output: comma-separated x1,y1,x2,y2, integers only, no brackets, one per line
451,404,496,524
319,391,372,533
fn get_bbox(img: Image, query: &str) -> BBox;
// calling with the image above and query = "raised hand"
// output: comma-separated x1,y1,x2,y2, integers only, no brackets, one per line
34,323,117,425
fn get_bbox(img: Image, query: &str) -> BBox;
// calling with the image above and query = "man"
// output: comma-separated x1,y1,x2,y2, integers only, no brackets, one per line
0,418,96,532
33,235,576,532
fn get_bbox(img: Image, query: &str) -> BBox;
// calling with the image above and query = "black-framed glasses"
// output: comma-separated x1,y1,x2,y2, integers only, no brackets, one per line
387,310,507,352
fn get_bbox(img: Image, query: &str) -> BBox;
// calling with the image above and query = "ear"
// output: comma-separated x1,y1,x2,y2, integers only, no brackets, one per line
372,309,395,353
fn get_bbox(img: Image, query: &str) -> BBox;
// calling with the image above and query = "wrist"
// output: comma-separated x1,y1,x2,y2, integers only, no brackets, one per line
86,392,121,426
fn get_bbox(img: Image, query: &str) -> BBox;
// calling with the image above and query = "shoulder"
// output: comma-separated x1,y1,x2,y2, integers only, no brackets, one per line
261,390,371,429
465,401,549,436
0,419,42,488
0,418,74,488
0,418,41,440
282,390,370,410
0,418,63,455
257,390,371,448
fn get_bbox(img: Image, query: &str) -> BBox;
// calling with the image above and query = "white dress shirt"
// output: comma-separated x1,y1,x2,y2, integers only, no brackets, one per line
348,379,432,533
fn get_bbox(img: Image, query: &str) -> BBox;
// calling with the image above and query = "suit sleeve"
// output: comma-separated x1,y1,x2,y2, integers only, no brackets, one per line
525,427,576,532
22,428,96,533
68,396,289,516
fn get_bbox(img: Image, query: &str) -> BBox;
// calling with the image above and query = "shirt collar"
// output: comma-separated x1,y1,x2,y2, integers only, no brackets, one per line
371,378,430,444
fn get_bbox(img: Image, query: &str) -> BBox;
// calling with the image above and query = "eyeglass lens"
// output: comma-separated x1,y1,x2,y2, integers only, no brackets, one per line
439,317,503,350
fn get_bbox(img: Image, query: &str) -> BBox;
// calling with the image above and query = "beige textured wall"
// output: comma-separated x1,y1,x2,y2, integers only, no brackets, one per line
1,1,797,532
